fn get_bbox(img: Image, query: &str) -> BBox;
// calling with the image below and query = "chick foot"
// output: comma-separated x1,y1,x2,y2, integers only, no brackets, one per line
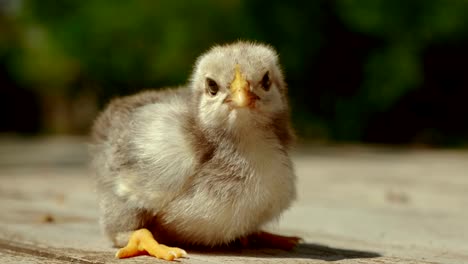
246,231,301,250
115,228,187,261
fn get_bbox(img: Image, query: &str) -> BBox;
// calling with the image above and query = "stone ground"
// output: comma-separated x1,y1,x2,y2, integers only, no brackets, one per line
0,136,467,263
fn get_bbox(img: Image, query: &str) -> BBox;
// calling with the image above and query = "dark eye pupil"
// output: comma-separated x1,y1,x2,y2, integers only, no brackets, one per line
261,72,271,91
206,78,219,95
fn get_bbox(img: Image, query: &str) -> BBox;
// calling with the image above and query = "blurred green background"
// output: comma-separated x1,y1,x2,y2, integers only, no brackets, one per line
1,0,467,147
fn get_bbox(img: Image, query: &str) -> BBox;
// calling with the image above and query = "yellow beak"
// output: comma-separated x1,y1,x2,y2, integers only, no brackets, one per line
230,65,256,108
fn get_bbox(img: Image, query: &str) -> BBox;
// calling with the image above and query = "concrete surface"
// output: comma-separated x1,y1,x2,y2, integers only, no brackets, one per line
0,137,467,263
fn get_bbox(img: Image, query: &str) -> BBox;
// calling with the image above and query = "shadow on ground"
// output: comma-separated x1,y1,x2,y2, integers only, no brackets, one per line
189,242,381,261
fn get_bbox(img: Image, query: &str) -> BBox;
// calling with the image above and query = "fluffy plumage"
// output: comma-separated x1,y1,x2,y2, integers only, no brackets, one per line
91,41,297,248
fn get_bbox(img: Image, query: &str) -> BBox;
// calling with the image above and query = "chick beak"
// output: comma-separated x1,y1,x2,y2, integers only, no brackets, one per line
229,65,258,108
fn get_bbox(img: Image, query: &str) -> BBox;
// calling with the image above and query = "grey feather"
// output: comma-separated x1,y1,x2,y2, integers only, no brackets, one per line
90,41,296,247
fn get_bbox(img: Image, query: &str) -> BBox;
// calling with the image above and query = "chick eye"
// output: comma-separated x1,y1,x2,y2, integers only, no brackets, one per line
206,78,219,96
261,71,271,91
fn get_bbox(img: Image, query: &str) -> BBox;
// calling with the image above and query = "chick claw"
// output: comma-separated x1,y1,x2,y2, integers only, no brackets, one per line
115,228,187,261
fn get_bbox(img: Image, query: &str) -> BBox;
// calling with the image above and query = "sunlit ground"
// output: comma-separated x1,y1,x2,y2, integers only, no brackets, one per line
0,136,467,263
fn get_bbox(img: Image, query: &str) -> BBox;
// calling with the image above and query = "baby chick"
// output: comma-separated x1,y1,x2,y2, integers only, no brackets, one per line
91,41,299,261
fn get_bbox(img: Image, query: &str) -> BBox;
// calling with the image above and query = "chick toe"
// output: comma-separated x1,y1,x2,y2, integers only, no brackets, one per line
250,231,301,250
115,228,187,261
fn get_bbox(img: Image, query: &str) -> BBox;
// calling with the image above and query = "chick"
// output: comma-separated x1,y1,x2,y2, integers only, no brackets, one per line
91,41,299,261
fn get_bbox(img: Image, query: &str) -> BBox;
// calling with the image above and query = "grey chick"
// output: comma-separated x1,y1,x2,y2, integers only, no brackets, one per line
91,41,299,261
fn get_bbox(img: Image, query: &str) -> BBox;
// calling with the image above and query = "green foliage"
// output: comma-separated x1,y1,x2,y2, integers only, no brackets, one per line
331,0,468,141
336,0,468,40
335,0,468,111
1,1,323,94
1,0,467,144
362,43,421,111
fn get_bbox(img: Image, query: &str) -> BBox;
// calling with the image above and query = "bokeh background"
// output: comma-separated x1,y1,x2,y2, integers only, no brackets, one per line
1,0,467,147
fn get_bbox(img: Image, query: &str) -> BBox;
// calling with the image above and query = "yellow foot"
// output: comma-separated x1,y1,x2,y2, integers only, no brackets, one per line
115,228,187,261
246,231,302,250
